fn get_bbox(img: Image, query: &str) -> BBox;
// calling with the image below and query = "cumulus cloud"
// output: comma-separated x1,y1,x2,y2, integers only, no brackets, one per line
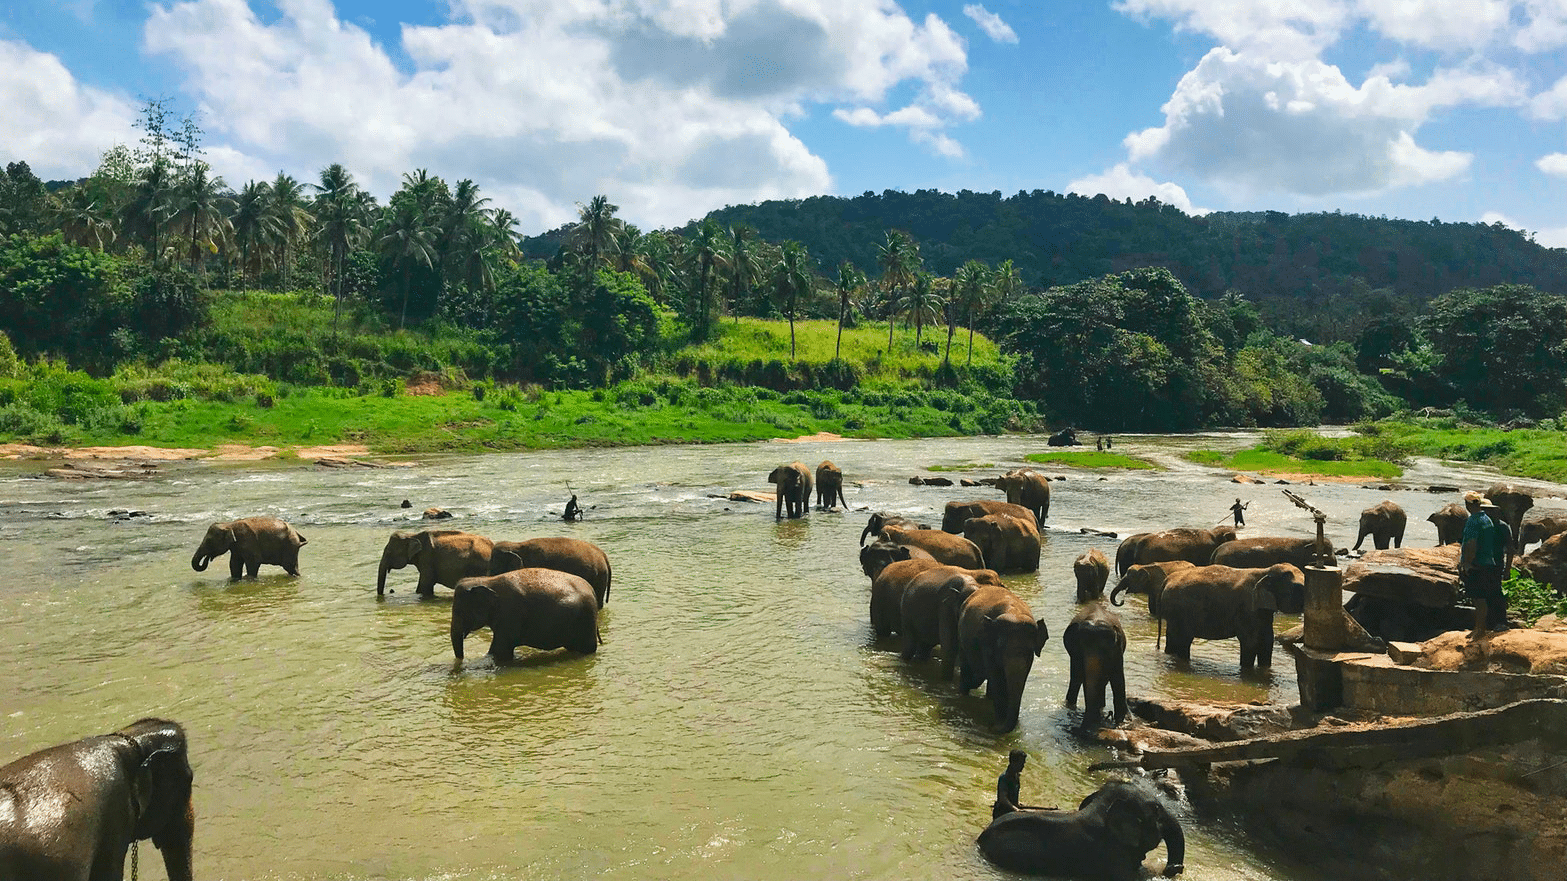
1114,0,1350,58
1528,74,1567,119
1066,163,1206,214
143,0,981,230
962,4,1017,43
1537,152,1567,178
0,38,139,179
1356,0,1512,49
1516,0,1567,52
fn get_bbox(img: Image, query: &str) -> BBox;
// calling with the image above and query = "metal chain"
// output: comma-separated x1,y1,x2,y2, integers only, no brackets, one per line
130,840,138,881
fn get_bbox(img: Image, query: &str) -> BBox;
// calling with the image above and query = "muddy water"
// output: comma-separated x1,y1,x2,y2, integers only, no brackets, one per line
1,434,1557,880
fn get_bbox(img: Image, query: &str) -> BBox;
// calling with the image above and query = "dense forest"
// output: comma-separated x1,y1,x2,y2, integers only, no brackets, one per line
1,99,1565,439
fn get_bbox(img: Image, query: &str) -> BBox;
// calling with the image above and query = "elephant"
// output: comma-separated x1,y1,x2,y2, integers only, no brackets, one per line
377,529,493,596
1352,500,1407,550
0,718,194,881
1109,562,1197,617
859,511,930,546
1486,483,1535,555
1428,503,1468,546
1208,536,1326,612
815,461,847,510
1074,548,1111,602
879,524,986,569
952,583,1049,731
450,568,599,661
1046,427,1081,447
941,499,1035,534
190,516,306,578
996,468,1051,526
870,559,1000,638
1156,564,1303,670
963,513,1041,573
1063,601,1127,728
1115,526,1237,575
768,462,813,519
1518,533,1567,594
1521,515,1567,550
978,779,1185,880
490,537,613,608
860,539,935,581
896,565,1001,664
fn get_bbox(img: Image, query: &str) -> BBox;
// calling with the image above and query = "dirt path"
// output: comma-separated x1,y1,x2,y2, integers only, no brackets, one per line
0,443,372,462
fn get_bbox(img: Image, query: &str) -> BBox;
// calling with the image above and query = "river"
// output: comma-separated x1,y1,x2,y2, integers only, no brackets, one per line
1,433,1558,880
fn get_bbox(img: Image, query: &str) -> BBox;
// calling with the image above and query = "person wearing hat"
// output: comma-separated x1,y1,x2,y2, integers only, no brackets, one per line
1460,492,1511,637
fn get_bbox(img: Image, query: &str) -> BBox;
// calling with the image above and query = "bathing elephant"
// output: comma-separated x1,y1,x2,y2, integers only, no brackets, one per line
896,565,1001,664
1074,548,1111,602
190,516,306,578
860,539,934,581
952,583,1049,732
996,468,1051,526
1109,561,1197,620
859,511,931,546
815,461,847,510
1521,515,1567,550
0,718,194,881
1352,500,1407,551
1428,503,1468,546
942,499,1035,534
1046,427,1081,447
1486,483,1534,555
870,559,999,639
963,513,1041,574
978,779,1185,880
1115,526,1237,575
377,529,493,596
1518,533,1567,594
879,524,985,569
490,537,612,607
1063,601,1127,728
768,462,813,519
1209,536,1325,612
450,568,599,661
1157,564,1303,670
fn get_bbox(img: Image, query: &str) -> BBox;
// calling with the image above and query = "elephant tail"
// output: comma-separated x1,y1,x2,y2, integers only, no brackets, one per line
1156,615,1163,651
604,561,611,606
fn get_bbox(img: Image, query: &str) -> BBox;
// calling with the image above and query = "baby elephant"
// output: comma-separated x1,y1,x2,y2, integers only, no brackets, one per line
190,516,307,578
979,779,1185,880
450,568,599,662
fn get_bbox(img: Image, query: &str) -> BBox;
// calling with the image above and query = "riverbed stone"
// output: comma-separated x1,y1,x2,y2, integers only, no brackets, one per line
1400,628,1567,676
1342,546,1460,608
1517,532,1567,593
1127,697,1294,742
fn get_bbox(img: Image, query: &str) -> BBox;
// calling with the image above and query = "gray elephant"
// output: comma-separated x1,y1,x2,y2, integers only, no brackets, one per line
0,718,194,881
190,516,307,578
870,559,999,638
859,511,930,546
978,779,1185,880
1109,561,1197,618
1428,503,1468,546
377,529,493,596
1063,601,1127,728
1115,526,1237,575
450,568,599,661
1352,500,1407,550
1157,564,1303,670
1074,548,1111,602
860,539,934,581
880,524,985,569
768,462,813,519
996,468,1051,525
815,461,847,510
1208,536,1325,612
941,499,1035,534
1518,533,1567,594
896,565,1000,664
963,513,1041,573
1521,515,1567,550
491,537,613,607
952,583,1049,731
1486,483,1535,555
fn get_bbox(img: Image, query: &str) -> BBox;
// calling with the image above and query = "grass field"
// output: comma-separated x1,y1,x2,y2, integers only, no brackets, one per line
1023,451,1158,470
1360,420,1567,483
678,317,1005,381
1185,448,1405,479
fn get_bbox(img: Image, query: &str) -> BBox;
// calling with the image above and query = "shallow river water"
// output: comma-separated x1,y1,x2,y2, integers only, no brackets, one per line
1,433,1560,881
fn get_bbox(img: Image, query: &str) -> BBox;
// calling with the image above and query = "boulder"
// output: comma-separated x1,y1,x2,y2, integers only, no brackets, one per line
921,476,953,487
423,507,453,520
960,478,981,487
1517,533,1567,593
1127,697,1294,742
43,462,154,480
1393,628,1567,676
1343,545,1461,608
1231,474,1262,484
315,456,380,469
719,490,776,504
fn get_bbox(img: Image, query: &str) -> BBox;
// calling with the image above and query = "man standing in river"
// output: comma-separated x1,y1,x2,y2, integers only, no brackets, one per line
1461,492,1509,638
1229,498,1248,528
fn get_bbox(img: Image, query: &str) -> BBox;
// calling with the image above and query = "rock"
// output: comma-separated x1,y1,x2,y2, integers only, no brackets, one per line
1343,545,1461,608
400,499,412,508
108,510,150,520
720,490,776,504
976,477,1000,487
423,507,453,520
1345,594,1473,643
1096,725,1214,754
1517,533,1567,593
1127,697,1295,742
43,462,153,480
1053,475,1066,481
315,457,380,469
1275,478,1291,484
1231,474,1261,484
921,476,953,487
1428,484,1460,493
908,477,924,485
1401,628,1567,676
960,478,981,487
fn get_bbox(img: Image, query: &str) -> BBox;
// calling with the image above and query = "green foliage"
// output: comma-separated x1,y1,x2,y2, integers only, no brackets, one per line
1362,418,1567,483
1023,451,1158,470
1185,447,1404,479
1501,571,1567,626
1419,284,1567,418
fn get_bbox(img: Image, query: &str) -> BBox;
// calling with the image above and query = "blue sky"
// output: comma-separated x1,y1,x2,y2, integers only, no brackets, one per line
4,0,1567,245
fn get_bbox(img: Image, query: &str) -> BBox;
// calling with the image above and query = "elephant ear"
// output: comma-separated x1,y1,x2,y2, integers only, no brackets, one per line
1034,618,1050,655
492,549,524,574
1061,620,1079,652
213,523,236,550
412,530,439,560
1105,796,1159,853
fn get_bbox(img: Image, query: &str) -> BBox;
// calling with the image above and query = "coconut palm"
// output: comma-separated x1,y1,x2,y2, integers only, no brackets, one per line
120,157,176,265
265,173,313,292
877,230,919,351
312,163,366,324
951,260,989,365
571,194,622,271
834,261,865,361
170,163,233,275
490,209,523,262
230,180,276,290
897,272,945,350
772,241,813,360
728,226,761,322
54,188,116,252
688,219,728,341
378,199,439,329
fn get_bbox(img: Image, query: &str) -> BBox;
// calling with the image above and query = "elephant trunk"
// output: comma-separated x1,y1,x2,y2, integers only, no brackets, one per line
860,520,875,546
376,550,395,596
190,549,209,572
1109,578,1129,607
1156,798,1185,876
450,618,466,660
998,656,1031,732
152,796,195,881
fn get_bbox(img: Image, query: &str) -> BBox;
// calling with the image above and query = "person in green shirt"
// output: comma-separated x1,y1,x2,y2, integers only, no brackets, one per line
1461,493,1510,638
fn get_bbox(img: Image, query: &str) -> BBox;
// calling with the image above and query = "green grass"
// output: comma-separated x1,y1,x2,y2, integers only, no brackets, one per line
1185,448,1404,479
925,462,996,472
1023,451,1158,470
1359,419,1567,483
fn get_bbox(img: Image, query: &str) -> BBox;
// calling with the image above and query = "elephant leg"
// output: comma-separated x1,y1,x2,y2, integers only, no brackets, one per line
1065,654,1083,707
416,570,437,597
899,631,918,662
1110,664,1128,722
1374,534,1390,550
1255,630,1274,668
228,555,244,579
488,636,515,662
1164,625,1192,659
1394,532,1403,549
246,559,260,578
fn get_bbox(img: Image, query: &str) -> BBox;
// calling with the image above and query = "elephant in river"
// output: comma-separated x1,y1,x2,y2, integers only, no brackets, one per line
963,513,1041,573
0,718,194,881
860,539,934,581
377,529,493,596
491,537,613,608
768,462,813,519
978,779,1185,880
952,582,1049,732
1352,500,1406,551
1109,562,1197,626
896,565,1001,663
815,461,847,510
1521,515,1567,551
1075,548,1111,602
1518,533,1567,594
1209,536,1325,612
1428,503,1468,546
1486,483,1534,555
450,568,599,661
1155,564,1303,670
879,524,985,569
942,499,1035,534
996,468,1050,526
1063,601,1127,728
860,511,931,546
870,559,999,638
1115,526,1237,575
190,516,306,578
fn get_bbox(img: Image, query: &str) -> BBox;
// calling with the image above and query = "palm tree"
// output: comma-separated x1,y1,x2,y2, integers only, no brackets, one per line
441,179,491,281
728,226,760,322
571,194,622,271
772,241,813,360
54,188,116,251
877,230,919,351
121,157,175,265
634,231,676,305
490,209,523,263
378,199,438,329
229,180,275,290
688,219,728,341
171,163,233,275
265,173,312,291
834,261,865,361
898,272,944,350
312,163,366,325
951,260,989,365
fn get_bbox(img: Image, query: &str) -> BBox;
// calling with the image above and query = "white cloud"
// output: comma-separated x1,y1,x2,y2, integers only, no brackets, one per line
1527,74,1567,119
1536,152,1567,178
962,4,1017,43
143,0,982,230
0,38,138,179
1516,0,1567,52
1355,0,1511,49
1114,0,1351,58
1481,209,1567,248
1067,163,1206,214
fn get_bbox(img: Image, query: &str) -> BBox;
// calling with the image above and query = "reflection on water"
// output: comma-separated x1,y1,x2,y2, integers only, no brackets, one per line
0,433,1552,880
